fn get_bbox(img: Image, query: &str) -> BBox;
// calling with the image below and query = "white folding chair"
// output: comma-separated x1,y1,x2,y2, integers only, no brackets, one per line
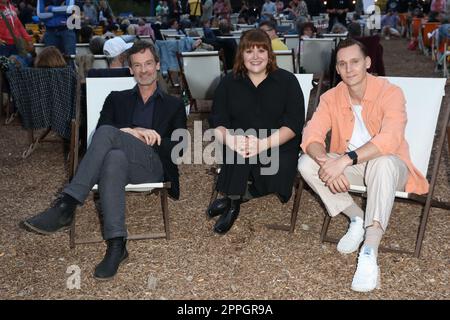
69,76,171,248
177,51,222,113
275,49,296,73
160,29,182,40
75,43,92,55
291,77,450,257
33,43,45,56
283,34,300,51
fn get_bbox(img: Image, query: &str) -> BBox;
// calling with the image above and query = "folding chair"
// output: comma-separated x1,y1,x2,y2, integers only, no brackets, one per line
69,76,171,248
283,34,300,51
176,51,222,113
290,77,450,258
421,22,440,56
33,43,45,56
5,67,79,161
275,49,296,73
208,74,320,231
75,43,92,56
160,29,181,40
299,38,335,76
70,54,110,69
321,33,348,43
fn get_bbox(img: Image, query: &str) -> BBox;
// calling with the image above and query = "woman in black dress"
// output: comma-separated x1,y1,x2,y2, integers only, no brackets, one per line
207,29,305,234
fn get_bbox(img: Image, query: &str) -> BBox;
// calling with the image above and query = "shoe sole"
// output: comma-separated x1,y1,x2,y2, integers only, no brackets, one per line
351,267,381,292
22,220,70,235
93,255,129,281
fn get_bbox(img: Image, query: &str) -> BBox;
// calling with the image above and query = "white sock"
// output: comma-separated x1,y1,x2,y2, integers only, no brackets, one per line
343,202,364,221
363,226,383,256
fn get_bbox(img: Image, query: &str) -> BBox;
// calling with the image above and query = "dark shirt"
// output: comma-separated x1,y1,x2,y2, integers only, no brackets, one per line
132,85,163,129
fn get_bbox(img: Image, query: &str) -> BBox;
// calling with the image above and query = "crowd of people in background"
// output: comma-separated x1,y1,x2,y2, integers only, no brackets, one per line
1,0,449,65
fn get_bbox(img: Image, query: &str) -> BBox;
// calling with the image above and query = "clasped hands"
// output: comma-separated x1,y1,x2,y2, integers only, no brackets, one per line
120,127,161,146
227,135,269,158
316,155,351,194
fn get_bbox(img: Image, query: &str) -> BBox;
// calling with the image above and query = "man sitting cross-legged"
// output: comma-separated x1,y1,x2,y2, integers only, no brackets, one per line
22,40,187,280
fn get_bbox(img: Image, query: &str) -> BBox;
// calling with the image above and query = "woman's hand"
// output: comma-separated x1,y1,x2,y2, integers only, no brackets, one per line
243,135,269,158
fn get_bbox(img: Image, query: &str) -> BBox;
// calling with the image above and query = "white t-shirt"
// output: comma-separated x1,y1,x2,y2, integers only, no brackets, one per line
348,104,372,151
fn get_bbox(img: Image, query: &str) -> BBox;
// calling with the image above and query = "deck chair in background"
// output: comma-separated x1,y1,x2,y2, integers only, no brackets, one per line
177,51,222,113
5,67,80,164
160,29,181,40
420,22,440,56
69,76,172,248
283,34,300,51
208,74,316,230
299,38,335,78
288,77,450,258
275,49,296,73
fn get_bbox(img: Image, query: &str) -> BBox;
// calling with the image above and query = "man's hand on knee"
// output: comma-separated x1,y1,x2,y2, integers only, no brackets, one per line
134,128,162,146
327,174,350,194
317,155,350,185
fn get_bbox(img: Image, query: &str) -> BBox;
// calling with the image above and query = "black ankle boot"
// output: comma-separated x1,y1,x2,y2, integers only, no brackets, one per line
94,237,128,280
22,195,77,235
214,199,241,234
206,197,231,218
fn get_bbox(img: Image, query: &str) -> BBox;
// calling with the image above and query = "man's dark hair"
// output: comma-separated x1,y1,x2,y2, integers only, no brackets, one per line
335,38,368,58
126,40,160,65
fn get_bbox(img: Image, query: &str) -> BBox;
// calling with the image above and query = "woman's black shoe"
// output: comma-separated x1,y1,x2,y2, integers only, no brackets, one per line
214,199,241,234
206,197,231,218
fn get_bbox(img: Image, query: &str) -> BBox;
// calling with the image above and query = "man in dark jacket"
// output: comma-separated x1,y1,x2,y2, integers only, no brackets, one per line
23,41,187,281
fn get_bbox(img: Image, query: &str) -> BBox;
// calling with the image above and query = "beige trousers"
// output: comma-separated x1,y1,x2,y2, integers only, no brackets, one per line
298,153,408,231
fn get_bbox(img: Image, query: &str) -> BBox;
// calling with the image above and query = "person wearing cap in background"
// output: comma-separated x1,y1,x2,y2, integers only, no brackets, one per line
103,36,133,68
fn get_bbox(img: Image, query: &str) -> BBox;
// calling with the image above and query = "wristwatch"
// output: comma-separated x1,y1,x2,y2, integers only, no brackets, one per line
346,151,358,165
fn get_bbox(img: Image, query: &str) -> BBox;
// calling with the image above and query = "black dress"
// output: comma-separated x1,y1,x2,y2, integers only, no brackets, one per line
209,68,305,203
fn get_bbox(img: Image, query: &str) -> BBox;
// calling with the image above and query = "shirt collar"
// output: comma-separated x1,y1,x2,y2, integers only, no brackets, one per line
340,73,380,107
132,84,164,101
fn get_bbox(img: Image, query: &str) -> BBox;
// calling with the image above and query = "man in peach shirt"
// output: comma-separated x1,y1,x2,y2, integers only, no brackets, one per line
298,38,428,292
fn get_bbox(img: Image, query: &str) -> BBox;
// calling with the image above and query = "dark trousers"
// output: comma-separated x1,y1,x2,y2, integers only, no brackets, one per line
63,125,164,240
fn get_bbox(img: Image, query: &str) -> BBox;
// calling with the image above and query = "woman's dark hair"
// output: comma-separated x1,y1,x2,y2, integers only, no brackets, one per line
126,40,160,65
34,46,67,68
233,29,277,77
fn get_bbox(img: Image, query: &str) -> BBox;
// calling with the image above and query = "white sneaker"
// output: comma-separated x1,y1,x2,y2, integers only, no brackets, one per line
337,216,364,254
351,245,381,292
